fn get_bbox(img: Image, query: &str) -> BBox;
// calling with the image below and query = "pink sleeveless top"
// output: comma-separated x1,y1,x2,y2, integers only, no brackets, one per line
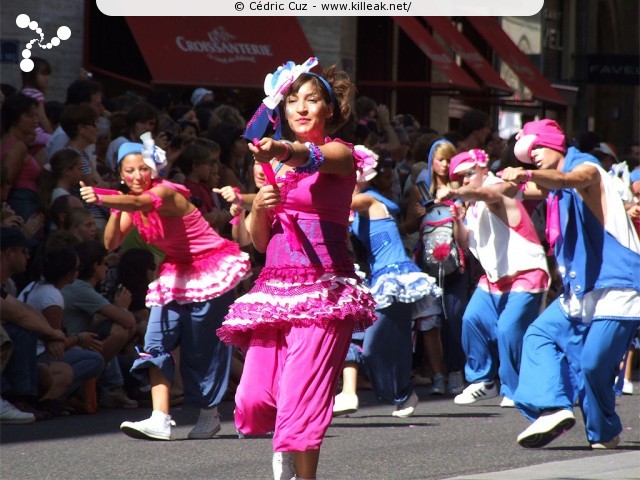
0,136,42,191
131,180,251,306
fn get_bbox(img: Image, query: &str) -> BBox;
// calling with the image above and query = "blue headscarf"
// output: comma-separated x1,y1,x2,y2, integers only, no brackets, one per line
415,139,455,190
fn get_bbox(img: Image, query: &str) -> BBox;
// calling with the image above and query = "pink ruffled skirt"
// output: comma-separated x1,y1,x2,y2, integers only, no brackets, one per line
217,264,377,348
146,245,251,306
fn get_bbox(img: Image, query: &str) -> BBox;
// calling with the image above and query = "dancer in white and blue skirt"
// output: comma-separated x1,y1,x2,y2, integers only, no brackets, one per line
334,150,441,418
502,119,640,449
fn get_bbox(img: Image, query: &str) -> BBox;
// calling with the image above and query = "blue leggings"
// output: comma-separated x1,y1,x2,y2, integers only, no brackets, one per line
461,288,543,398
348,301,414,405
130,291,234,408
514,298,639,443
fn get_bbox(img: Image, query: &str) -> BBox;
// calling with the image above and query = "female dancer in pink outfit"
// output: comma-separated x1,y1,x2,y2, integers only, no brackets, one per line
217,58,376,480
80,137,251,441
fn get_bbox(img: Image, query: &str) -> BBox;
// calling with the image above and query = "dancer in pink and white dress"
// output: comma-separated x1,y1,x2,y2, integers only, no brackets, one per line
217,58,376,480
80,135,251,441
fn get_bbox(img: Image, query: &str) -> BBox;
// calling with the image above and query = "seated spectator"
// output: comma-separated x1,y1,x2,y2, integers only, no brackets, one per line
0,227,67,421
177,143,230,230
48,195,84,234
48,149,84,204
61,240,137,409
19,246,104,414
63,207,98,242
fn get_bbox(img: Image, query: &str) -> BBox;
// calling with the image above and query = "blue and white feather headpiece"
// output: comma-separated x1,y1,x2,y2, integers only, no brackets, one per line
244,57,320,141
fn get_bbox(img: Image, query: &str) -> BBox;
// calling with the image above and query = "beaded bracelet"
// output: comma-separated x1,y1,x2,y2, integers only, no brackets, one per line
295,143,325,174
276,140,294,163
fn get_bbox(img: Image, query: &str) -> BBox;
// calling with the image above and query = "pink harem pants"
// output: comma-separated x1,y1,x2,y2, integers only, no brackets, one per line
234,320,353,452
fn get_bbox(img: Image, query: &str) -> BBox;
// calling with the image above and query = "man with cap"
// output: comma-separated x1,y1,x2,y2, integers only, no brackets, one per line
0,227,66,423
191,87,214,108
502,119,640,449
437,149,549,407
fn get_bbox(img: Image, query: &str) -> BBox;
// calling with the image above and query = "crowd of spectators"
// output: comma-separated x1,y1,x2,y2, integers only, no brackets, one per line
1,58,639,426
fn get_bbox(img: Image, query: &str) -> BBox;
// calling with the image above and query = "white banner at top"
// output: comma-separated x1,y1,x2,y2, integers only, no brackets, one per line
96,0,544,17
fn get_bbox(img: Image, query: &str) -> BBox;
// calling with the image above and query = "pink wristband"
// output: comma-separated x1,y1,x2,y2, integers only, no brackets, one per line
517,170,532,191
96,194,104,205
521,170,533,184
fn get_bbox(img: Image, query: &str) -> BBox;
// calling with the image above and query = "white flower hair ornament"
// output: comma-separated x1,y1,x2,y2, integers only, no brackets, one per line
140,132,167,179
353,145,379,183
244,57,319,141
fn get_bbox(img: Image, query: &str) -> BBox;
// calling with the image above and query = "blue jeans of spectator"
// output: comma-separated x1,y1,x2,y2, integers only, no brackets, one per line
1,322,38,397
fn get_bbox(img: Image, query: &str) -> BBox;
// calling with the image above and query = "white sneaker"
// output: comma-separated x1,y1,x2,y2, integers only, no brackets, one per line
517,410,576,448
500,396,515,408
429,373,445,395
120,410,175,440
392,391,419,418
333,392,359,416
0,398,35,424
622,378,634,395
447,371,465,395
454,382,498,405
188,407,221,439
591,435,620,449
272,451,296,480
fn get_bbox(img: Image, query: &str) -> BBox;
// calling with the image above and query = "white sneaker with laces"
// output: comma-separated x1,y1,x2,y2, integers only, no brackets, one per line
517,410,576,448
120,410,175,440
392,391,419,418
500,396,515,408
333,392,359,416
188,407,221,439
272,451,296,480
447,371,465,395
0,398,35,424
454,382,498,405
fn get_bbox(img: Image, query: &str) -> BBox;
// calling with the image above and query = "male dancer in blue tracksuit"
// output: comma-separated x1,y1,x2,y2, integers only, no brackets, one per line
502,119,640,449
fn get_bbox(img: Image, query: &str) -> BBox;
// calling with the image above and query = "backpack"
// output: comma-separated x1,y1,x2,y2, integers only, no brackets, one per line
418,202,463,278
414,180,464,278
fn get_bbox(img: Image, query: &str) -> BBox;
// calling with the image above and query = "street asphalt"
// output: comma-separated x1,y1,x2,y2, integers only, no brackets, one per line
1,384,639,479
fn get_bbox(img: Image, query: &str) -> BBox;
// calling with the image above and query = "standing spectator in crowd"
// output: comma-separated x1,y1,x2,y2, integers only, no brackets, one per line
105,102,158,172
46,79,105,161
502,119,640,449
191,88,214,108
80,138,251,440
456,109,490,152
20,57,54,153
438,149,549,406
217,59,376,480
404,139,469,396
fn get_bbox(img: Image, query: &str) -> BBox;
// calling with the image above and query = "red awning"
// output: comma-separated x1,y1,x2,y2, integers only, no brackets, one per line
422,17,513,94
466,17,567,106
124,17,314,88
391,17,481,92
